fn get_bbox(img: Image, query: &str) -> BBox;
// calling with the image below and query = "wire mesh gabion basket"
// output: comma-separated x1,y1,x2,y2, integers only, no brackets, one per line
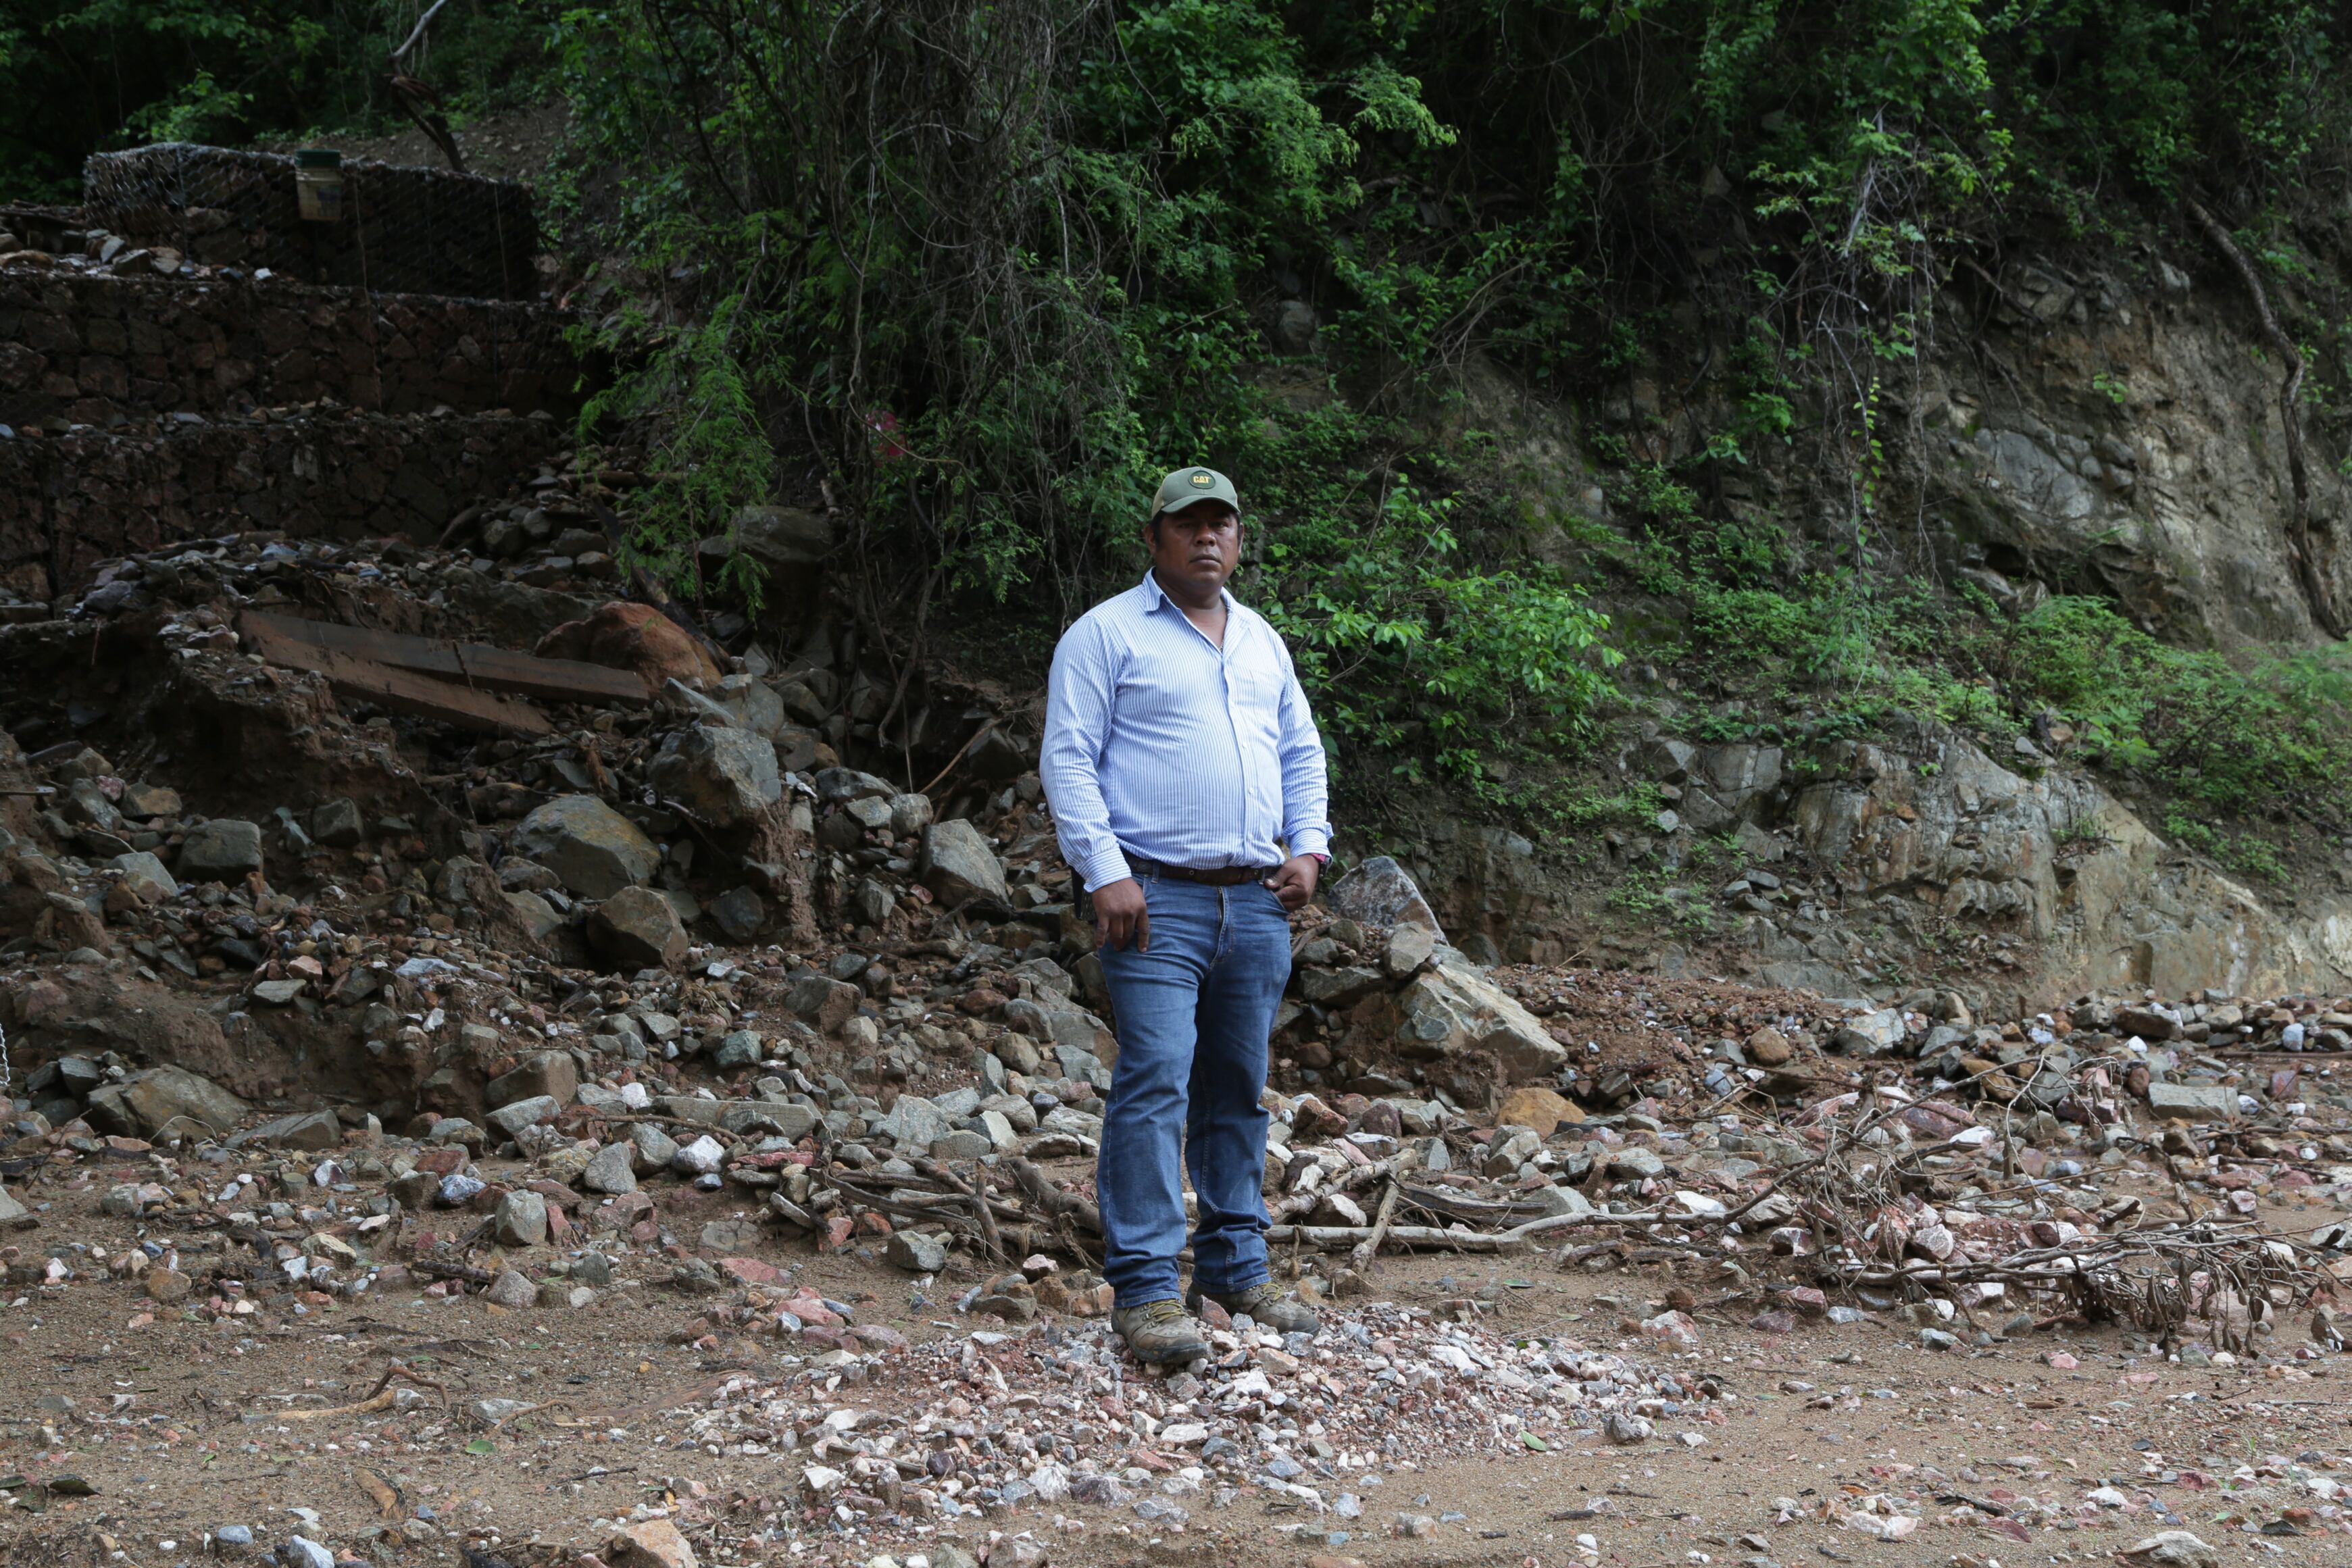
83,143,538,301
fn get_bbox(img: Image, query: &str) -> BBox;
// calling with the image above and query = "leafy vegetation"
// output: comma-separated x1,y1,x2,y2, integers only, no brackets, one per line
8,0,2352,829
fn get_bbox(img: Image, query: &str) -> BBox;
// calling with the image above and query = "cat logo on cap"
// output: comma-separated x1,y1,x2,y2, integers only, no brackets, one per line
1188,471,1215,487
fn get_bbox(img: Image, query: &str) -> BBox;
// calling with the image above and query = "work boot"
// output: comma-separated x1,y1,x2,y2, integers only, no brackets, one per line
1110,1299,1209,1365
1187,1280,1321,1335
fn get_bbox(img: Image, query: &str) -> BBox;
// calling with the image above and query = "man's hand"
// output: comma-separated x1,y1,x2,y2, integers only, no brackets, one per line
1263,854,1321,911
1092,876,1150,951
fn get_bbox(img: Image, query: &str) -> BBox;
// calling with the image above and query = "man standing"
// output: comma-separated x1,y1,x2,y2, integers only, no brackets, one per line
1041,465,1332,1365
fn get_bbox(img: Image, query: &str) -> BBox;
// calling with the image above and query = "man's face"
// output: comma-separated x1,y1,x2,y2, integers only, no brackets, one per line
1149,501,1241,594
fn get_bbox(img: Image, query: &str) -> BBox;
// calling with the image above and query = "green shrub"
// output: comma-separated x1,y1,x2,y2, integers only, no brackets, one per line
2009,597,2352,814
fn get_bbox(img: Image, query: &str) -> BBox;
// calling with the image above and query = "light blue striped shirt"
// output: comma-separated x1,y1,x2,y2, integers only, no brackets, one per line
1042,572,1332,892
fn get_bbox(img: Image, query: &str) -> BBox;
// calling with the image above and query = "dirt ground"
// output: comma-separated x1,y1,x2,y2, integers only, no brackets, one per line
3,1167,2347,1568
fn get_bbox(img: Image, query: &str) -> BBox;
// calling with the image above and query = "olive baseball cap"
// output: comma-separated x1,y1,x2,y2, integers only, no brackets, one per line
1153,465,1239,516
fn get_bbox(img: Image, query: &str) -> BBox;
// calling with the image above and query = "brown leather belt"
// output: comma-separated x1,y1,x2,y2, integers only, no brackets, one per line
1128,857,1278,886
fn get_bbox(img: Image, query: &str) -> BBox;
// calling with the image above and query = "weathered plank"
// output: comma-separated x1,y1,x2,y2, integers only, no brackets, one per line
239,616,553,736
239,611,651,706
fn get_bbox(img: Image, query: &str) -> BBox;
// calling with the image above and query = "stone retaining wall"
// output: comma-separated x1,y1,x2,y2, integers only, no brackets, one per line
0,272,581,430
85,145,536,301
0,411,566,592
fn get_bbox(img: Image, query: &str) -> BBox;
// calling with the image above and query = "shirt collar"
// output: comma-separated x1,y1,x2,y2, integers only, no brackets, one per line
1139,570,1238,617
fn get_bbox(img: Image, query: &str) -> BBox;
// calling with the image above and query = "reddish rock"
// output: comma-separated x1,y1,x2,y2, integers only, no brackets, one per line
1293,1094,1348,1140
1748,1309,1797,1334
536,601,719,692
719,1257,782,1286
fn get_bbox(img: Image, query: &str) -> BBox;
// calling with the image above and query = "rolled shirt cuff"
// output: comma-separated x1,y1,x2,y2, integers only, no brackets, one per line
1081,846,1136,894
1286,827,1331,860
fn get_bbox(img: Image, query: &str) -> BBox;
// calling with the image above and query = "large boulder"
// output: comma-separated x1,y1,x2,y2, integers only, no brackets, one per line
922,819,1008,909
1328,856,1444,939
85,1065,247,1138
648,726,781,827
535,601,720,691
1354,956,1565,1082
177,819,264,882
487,1051,579,1110
730,504,832,573
512,795,661,900
589,885,689,970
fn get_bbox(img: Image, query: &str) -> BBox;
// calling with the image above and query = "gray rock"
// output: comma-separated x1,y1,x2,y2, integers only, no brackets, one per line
1607,1146,1666,1180
486,1095,561,1138
784,973,862,1032
589,885,689,970
930,1130,992,1160
851,876,896,928
243,1111,342,1150
0,1187,28,1225
84,1065,247,1138
731,503,832,573
280,1537,334,1568
708,886,766,941
2118,1531,2218,1568
1299,966,1385,1007
922,818,1008,909
889,792,934,836
493,1190,549,1248
628,1121,680,1172
870,1094,952,1148
2148,1082,2238,1120
512,795,661,900
1376,957,1565,1081
814,767,895,803
501,890,565,942
1329,856,1444,938
712,673,786,739
648,725,782,826
178,819,264,881
488,1051,578,1109
886,1230,949,1273
111,851,177,903
711,1030,765,1069
311,797,364,847
485,1267,538,1308
1603,1412,1653,1444
250,978,305,1006
582,1142,639,1194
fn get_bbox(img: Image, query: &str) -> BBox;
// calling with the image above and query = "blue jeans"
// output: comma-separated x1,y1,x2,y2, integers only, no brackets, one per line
1095,872,1291,1309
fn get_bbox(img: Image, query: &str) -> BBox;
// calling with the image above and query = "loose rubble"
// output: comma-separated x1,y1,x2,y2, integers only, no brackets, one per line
9,407,2352,1565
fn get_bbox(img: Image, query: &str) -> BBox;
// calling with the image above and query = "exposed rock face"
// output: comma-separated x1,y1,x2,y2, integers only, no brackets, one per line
512,795,661,901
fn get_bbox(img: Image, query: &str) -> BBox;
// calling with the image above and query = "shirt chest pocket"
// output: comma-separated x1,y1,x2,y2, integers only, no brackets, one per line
1223,647,1280,714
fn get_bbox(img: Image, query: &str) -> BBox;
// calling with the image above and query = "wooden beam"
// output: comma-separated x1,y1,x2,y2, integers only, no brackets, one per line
239,611,652,707
239,617,552,736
